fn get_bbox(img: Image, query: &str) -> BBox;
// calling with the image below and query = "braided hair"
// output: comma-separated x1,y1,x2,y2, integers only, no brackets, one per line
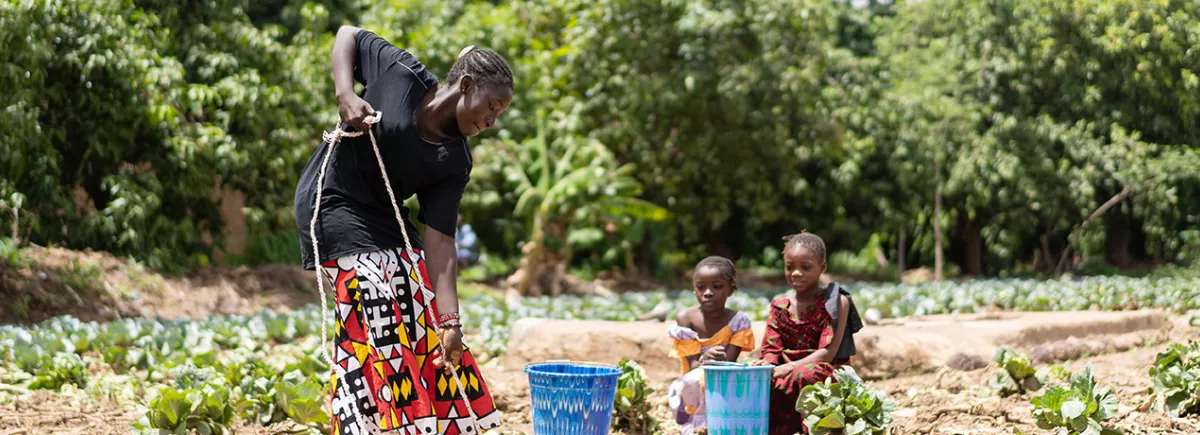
695,256,737,289
447,46,513,91
783,231,827,264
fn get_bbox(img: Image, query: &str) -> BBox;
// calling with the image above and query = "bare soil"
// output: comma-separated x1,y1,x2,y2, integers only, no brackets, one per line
487,318,1200,435
3,247,1199,434
2,320,1196,435
879,334,1200,435
0,245,317,325
0,391,134,435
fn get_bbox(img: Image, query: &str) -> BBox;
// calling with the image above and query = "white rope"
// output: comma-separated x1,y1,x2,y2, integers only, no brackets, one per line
312,112,482,434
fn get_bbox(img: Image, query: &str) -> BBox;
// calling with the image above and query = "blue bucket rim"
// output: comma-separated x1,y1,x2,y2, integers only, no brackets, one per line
523,360,620,377
700,361,775,371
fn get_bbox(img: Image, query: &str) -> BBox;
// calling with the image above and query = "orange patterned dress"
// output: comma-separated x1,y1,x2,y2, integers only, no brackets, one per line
666,311,755,435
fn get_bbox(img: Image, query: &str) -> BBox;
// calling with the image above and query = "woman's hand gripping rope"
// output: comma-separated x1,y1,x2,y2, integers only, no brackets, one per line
311,112,483,434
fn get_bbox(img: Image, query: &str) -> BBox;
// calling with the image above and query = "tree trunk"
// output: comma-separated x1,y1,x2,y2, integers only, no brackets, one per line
1054,181,1146,275
1038,234,1052,274
1131,220,1149,263
703,206,749,261
909,218,928,269
510,215,580,297
934,162,944,281
548,221,571,297
958,213,983,276
1105,205,1133,268
1039,206,1061,274
511,214,548,296
897,227,906,278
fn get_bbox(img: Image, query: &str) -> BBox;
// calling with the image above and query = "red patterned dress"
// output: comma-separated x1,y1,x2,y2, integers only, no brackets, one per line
759,294,844,435
323,248,501,435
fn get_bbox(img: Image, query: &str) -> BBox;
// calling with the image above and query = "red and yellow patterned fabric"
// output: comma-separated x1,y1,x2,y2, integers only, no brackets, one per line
324,248,500,435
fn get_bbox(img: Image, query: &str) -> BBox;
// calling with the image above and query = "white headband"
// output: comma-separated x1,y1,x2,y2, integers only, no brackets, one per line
458,45,476,60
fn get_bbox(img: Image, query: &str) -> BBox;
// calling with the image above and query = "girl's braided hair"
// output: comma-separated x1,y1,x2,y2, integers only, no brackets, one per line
448,45,513,90
782,230,826,263
695,255,737,288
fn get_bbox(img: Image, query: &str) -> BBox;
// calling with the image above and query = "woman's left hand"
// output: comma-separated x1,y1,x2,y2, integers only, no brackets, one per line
771,362,793,379
433,326,464,371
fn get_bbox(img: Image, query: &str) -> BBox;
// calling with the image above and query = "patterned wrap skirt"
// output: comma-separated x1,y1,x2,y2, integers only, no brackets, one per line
323,248,501,435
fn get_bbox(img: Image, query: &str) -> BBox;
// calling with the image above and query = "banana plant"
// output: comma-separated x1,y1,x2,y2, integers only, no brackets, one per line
497,111,668,296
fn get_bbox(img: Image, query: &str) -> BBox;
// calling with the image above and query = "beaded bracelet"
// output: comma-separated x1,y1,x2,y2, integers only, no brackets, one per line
439,312,460,324
438,319,463,330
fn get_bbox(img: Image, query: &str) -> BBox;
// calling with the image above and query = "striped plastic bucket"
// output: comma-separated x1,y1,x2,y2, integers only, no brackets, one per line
524,361,621,435
703,362,773,435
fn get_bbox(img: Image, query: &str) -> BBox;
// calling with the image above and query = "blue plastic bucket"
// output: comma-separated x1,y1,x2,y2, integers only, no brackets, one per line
524,361,621,435
703,362,773,435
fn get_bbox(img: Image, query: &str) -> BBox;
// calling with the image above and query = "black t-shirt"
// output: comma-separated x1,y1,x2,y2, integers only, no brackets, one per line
294,30,471,270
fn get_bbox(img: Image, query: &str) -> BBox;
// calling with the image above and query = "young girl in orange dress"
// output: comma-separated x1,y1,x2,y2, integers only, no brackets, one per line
753,232,864,435
667,256,756,435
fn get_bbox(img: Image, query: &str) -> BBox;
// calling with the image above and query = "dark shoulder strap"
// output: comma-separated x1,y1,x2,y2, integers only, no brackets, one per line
824,282,841,322
824,282,861,361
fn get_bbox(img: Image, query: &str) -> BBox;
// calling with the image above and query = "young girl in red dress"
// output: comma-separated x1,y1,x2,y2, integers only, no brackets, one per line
753,231,864,435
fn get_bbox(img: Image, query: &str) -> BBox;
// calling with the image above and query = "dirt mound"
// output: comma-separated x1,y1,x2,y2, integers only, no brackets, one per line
946,352,989,372
504,310,1170,381
996,310,1166,348
1029,327,1172,364
504,319,679,376
154,263,317,320
0,245,316,324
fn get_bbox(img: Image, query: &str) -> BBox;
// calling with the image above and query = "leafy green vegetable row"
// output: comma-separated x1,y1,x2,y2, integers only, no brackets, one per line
0,309,330,434
1,275,1196,433
463,275,1200,357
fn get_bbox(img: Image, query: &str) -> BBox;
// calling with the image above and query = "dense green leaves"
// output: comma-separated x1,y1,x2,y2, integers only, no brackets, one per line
28,352,88,391
990,347,1044,397
797,366,896,435
134,383,236,435
1149,340,1200,417
861,0,1200,274
1030,363,1123,435
0,0,343,271
612,359,659,433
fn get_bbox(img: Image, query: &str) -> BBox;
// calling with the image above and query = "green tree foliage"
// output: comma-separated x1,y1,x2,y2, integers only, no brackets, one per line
849,0,1200,275
0,0,348,272
1,0,1198,277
